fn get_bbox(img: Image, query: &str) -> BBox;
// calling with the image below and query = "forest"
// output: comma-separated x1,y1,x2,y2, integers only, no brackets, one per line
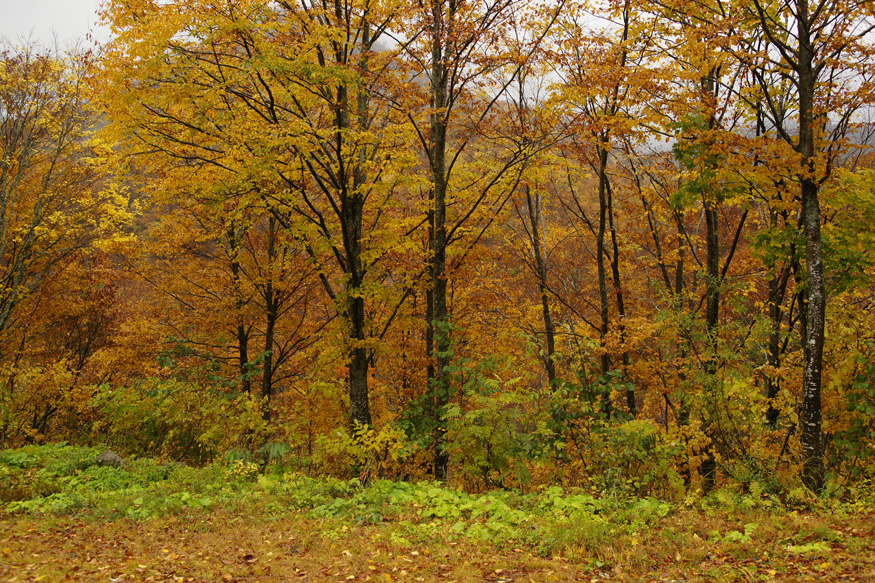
1,0,874,507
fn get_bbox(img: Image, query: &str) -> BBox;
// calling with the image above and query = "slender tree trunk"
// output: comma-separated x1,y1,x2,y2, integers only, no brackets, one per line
344,180,372,430
228,226,251,396
236,321,251,394
595,140,612,415
606,1,633,415
701,70,721,374
765,210,792,427
605,179,633,414
525,186,557,387
700,199,719,491
262,216,278,423
674,209,692,426
765,266,788,427
640,190,673,291
338,15,374,431
695,68,721,491
703,203,719,374
425,253,436,442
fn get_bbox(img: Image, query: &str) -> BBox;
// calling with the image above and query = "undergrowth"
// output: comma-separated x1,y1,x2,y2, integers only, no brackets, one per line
1,444,872,560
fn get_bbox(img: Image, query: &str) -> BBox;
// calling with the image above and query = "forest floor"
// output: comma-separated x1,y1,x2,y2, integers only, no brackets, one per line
3,502,875,582
2,446,874,582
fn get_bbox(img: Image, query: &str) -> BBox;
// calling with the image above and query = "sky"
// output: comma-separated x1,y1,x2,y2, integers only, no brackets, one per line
0,0,109,47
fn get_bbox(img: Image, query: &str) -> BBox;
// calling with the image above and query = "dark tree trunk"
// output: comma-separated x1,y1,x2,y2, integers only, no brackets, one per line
236,320,251,394
596,140,612,416
428,0,450,480
228,227,252,396
700,199,719,491
525,186,557,387
605,179,632,414
696,68,721,492
765,208,793,427
703,203,719,374
674,210,691,429
261,216,278,423
344,177,372,430
765,264,792,427
338,14,374,432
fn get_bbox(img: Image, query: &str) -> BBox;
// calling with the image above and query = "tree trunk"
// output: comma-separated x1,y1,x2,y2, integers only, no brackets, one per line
800,177,825,491
344,181,372,430
596,140,612,416
700,199,719,491
605,179,632,414
703,203,719,374
765,209,792,427
428,0,450,480
674,209,691,441
228,226,251,396
796,3,825,492
525,186,557,388
261,216,278,423
339,14,374,431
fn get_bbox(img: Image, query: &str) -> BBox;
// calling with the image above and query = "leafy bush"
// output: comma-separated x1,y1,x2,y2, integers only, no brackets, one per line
829,354,875,486
0,362,88,447
589,419,686,497
0,444,243,518
446,389,549,491
90,379,269,464
554,400,685,499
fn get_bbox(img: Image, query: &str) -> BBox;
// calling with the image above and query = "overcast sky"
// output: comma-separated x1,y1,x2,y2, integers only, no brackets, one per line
0,0,108,47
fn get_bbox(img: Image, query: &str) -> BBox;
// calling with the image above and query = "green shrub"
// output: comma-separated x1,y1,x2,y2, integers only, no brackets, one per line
90,379,268,464
830,354,875,486
557,416,685,498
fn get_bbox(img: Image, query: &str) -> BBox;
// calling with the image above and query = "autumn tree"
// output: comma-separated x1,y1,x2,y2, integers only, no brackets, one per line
98,0,417,430
620,0,874,491
0,43,127,444
550,0,668,416
395,0,565,480
0,43,118,347
126,185,323,422
729,0,875,491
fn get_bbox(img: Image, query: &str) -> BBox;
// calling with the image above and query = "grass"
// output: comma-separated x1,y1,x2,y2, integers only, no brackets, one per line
1,444,874,581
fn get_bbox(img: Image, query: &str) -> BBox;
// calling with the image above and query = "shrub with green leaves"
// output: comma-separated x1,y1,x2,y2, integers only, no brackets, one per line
830,352,875,486
1,444,227,518
90,378,269,464
589,419,686,498
446,390,550,492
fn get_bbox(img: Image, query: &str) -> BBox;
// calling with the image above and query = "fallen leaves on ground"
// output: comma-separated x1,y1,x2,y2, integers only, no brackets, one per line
1,507,873,582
